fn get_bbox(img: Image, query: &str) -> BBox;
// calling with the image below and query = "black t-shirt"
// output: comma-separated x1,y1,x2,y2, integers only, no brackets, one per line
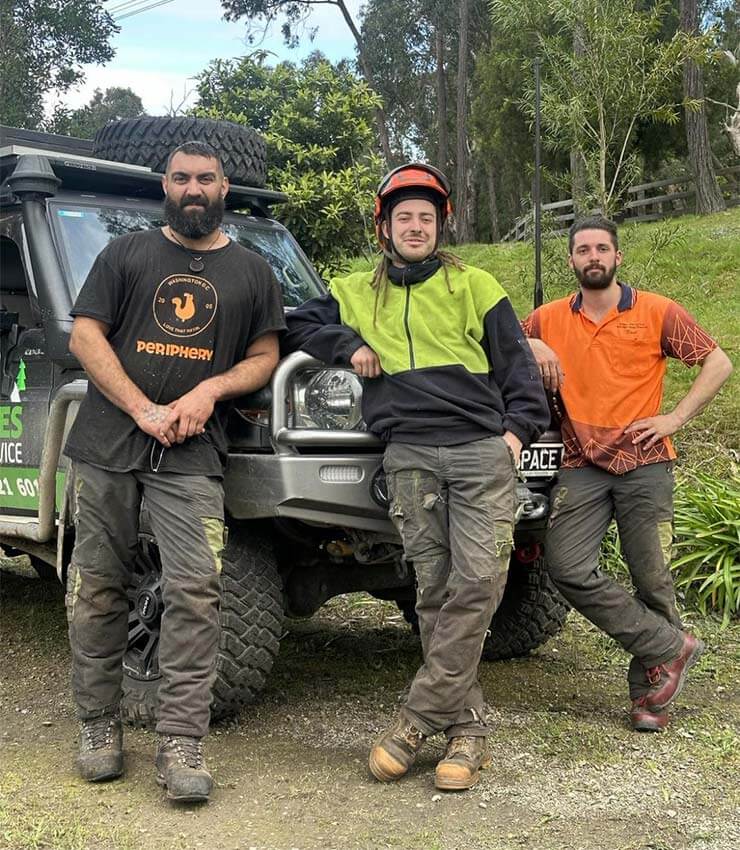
64,228,286,476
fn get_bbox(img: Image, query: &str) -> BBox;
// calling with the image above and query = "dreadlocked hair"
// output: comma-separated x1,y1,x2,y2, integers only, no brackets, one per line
370,250,465,326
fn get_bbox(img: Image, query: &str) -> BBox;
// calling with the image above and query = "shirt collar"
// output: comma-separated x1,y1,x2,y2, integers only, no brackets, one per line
571,281,634,313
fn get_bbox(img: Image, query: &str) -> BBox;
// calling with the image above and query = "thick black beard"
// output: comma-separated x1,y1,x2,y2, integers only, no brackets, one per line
574,261,617,290
164,194,225,240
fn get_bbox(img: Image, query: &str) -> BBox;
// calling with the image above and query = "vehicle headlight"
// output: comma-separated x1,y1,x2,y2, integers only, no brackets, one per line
291,368,365,430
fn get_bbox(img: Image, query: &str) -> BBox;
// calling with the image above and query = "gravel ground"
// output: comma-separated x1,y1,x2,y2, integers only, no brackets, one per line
1,572,739,850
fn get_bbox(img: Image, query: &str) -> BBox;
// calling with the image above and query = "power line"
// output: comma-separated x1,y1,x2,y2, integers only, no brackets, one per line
106,0,152,13
107,0,178,21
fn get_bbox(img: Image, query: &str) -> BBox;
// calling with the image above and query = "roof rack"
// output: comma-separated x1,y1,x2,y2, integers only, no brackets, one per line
0,125,287,215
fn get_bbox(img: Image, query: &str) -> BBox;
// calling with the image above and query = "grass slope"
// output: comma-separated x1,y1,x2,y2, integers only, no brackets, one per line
346,208,740,472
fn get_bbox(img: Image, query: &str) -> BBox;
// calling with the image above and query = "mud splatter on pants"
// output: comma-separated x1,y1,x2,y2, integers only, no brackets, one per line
66,461,224,738
383,436,517,739
546,462,684,699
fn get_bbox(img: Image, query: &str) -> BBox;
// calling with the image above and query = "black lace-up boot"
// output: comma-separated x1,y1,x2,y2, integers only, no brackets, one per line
77,714,123,782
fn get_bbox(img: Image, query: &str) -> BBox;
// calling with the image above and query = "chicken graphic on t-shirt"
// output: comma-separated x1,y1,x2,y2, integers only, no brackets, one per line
171,292,195,322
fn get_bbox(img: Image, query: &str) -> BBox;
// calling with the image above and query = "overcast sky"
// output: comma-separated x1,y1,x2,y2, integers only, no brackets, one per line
56,0,360,115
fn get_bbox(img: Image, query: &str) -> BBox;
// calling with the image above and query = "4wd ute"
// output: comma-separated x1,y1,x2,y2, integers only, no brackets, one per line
0,119,567,726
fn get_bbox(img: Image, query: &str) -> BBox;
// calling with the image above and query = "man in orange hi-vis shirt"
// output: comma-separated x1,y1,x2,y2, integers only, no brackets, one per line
523,215,732,733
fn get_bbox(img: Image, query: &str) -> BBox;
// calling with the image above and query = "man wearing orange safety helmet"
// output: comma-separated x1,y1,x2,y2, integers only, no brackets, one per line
283,163,549,791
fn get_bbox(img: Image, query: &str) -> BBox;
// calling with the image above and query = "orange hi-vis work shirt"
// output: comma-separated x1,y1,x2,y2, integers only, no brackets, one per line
522,284,717,475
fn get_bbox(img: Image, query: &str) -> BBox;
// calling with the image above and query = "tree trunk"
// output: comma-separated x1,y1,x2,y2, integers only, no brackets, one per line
486,162,500,241
570,149,587,213
679,0,725,213
454,0,471,244
727,83,740,157
435,20,448,171
570,24,587,213
337,0,393,166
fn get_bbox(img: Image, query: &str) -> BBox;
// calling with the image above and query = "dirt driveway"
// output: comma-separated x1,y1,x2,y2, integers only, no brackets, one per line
1,572,739,850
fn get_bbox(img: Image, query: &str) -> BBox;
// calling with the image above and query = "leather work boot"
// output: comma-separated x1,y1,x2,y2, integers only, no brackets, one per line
368,715,427,782
643,633,705,712
435,736,492,791
630,697,669,733
156,735,213,803
77,714,123,782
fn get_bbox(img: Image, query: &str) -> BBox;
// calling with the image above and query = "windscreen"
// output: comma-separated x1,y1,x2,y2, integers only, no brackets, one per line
49,202,324,308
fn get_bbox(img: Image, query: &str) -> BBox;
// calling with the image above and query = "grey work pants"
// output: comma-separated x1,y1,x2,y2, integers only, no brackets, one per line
546,462,684,699
384,437,516,739
66,461,225,738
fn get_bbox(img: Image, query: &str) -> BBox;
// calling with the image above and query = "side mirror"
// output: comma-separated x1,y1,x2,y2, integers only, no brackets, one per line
0,308,23,399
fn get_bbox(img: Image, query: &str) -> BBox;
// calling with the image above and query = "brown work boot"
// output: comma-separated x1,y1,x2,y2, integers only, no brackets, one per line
156,735,213,803
77,714,123,782
435,735,491,791
368,715,427,782
630,697,669,733
643,633,705,712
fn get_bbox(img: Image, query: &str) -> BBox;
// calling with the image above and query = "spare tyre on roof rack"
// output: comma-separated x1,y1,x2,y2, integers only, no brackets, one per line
93,116,267,188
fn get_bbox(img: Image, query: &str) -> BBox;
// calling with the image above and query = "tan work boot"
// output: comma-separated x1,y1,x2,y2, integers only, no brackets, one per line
368,714,427,782
435,735,491,791
156,735,213,803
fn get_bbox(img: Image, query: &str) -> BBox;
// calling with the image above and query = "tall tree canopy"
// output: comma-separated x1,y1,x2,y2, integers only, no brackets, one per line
46,87,145,139
194,52,383,275
489,0,712,216
219,0,394,162
0,0,118,129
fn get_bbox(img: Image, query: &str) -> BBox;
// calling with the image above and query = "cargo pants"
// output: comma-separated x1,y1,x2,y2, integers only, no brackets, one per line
546,462,684,699
66,461,225,738
384,436,517,739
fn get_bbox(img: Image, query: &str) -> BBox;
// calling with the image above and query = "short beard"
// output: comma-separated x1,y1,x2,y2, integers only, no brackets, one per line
574,261,616,290
164,194,225,240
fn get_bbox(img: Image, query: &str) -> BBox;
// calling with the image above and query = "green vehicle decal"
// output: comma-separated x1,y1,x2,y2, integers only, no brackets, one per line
0,466,66,512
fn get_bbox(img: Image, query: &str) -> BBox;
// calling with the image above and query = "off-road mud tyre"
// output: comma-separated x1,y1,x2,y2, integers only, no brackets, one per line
67,525,283,728
482,555,569,661
92,117,267,187
395,554,569,659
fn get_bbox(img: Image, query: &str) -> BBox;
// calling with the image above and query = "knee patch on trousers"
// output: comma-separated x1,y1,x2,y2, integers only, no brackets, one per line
66,569,125,616
657,520,673,568
201,517,226,575
65,565,83,618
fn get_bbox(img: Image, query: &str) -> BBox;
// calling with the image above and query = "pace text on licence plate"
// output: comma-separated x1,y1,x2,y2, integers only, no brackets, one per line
520,442,563,478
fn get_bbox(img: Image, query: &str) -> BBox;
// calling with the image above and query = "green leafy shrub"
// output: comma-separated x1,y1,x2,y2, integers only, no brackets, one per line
193,52,382,277
672,472,740,627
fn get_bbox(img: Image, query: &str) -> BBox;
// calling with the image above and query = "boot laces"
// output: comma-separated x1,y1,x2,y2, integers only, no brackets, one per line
82,716,116,750
398,723,424,749
446,736,483,760
646,665,664,686
166,735,204,769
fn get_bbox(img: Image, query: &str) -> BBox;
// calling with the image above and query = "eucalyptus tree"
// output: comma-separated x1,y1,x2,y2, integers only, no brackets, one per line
490,0,713,216
680,0,726,212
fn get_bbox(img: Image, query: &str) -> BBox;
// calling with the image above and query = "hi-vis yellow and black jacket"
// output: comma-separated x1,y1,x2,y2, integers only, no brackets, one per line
282,264,549,448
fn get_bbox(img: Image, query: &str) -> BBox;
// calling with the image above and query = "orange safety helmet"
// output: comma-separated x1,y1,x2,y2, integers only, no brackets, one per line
374,163,453,252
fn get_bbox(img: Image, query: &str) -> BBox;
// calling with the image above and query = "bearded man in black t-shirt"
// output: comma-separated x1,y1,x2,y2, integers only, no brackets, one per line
64,141,285,803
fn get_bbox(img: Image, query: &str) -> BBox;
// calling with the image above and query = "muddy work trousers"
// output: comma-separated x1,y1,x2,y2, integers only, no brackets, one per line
546,462,684,699
384,437,517,739
66,461,225,738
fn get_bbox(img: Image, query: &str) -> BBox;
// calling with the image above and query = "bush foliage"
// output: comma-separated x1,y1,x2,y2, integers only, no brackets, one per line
193,52,383,277
672,472,740,626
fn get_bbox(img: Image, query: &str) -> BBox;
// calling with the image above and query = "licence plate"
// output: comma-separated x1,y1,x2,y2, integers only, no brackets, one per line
520,442,563,478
